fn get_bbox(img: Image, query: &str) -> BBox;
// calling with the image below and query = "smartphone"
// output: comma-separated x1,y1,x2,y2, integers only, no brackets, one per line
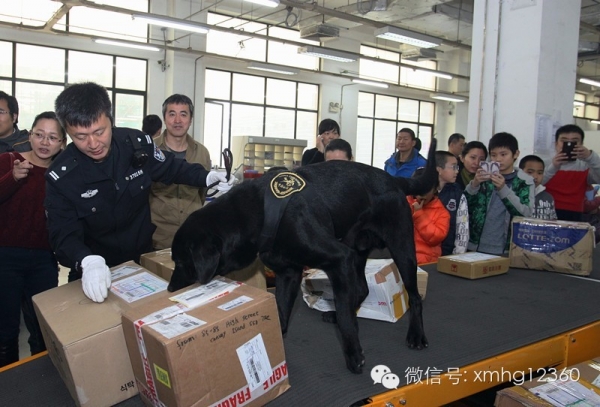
562,141,576,161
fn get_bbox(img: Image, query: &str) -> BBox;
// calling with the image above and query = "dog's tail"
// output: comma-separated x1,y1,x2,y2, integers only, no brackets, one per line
395,137,438,196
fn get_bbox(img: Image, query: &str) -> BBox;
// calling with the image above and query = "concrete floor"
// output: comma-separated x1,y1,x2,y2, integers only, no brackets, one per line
18,265,69,360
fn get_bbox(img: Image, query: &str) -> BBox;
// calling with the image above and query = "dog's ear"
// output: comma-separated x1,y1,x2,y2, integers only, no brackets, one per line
190,235,222,284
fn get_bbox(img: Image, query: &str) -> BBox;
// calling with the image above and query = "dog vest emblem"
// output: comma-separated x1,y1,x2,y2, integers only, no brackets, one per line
270,172,306,198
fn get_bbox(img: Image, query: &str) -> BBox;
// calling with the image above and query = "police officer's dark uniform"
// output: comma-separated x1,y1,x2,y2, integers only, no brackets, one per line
44,127,210,280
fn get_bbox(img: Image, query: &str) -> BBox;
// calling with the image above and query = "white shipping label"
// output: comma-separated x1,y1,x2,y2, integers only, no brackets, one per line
446,252,500,262
140,304,190,325
530,380,600,407
110,272,168,303
236,334,273,391
218,295,254,311
148,314,206,339
111,265,143,280
170,278,240,308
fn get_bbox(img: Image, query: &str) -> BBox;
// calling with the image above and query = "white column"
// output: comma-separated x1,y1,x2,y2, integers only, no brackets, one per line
467,0,581,158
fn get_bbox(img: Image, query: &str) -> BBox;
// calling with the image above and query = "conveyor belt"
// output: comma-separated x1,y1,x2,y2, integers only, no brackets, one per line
2,255,600,407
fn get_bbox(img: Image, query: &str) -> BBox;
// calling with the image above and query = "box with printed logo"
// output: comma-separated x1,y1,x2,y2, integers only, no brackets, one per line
141,250,267,290
32,262,169,407
437,252,509,279
300,259,427,322
121,277,289,407
509,217,594,276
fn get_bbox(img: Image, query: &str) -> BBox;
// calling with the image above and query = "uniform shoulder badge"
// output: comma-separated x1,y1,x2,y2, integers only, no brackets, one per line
153,142,166,162
47,158,78,183
270,172,306,198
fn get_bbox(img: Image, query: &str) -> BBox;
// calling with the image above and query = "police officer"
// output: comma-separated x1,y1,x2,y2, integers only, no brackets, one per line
44,82,232,303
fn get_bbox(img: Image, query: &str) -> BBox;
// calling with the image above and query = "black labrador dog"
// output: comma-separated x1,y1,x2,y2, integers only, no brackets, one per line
168,138,437,374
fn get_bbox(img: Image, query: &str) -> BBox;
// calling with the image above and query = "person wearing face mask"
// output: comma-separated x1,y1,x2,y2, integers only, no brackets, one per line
0,111,66,367
384,128,426,178
44,82,234,304
302,119,340,166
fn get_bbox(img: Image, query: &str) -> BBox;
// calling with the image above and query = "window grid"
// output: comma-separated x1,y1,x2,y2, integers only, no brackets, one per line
204,68,319,166
356,91,435,169
0,40,148,131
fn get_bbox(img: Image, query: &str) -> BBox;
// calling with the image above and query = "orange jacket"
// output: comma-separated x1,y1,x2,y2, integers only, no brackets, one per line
407,196,450,265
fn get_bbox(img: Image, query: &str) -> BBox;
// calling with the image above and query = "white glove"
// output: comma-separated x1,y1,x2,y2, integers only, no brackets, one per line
206,171,235,193
81,255,111,303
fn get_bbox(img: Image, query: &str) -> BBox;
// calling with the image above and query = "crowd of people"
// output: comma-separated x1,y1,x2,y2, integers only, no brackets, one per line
1,82,598,368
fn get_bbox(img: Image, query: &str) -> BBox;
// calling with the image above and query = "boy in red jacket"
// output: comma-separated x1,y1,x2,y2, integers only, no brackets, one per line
408,168,450,265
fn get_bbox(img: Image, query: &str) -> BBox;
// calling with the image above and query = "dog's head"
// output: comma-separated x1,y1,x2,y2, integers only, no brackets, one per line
168,227,222,292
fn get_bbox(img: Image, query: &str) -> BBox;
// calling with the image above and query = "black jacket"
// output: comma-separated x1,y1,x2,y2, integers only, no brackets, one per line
44,127,210,269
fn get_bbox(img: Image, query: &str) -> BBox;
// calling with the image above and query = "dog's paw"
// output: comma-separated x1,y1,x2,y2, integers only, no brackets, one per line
322,311,337,324
344,351,365,374
406,333,428,350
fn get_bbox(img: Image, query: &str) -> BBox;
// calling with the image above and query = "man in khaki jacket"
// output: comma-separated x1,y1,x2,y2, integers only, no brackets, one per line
150,94,211,250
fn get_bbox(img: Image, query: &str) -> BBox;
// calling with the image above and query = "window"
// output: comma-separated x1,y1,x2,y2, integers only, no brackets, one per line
0,40,147,132
204,69,319,166
356,91,435,169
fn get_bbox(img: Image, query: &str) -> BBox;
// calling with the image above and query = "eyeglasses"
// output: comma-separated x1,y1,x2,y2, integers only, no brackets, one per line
31,132,63,144
445,164,460,171
0,109,9,115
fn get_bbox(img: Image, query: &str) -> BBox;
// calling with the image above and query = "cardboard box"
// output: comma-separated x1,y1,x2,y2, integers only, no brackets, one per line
141,250,267,290
417,268,428,300
301,259,414,322
495,358,600,406
122,277,289,407
437,252,509,279
509,217,595,276
32,262,169,407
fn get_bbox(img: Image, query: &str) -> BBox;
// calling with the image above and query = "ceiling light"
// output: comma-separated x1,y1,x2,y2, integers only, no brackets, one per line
132,14,210,34
93,39,161,52
351,79,389,89
248,62,299,75
245,0,280,7
374,26,441,48
430,93,466,102
579,78,600,87
574,101,585,106
414,69,453,80
591,120,600,124
298,46,357,62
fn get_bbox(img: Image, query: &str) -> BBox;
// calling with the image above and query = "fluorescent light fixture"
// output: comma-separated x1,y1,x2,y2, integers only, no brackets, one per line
573,101,585,106
430,93,466,102
374,26,441,48
298,46,357,62
351,78,389,89
414,68,453,80
94,39,161,52
579,78,600,87
591,120,600,124
248,62,299,75
132,14,210,34
245,0,280,7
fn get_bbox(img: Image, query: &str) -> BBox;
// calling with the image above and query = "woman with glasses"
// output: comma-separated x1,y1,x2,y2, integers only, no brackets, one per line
0,111,66,367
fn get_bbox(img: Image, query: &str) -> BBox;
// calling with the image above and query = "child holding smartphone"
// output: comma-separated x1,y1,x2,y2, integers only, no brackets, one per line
543,124,600,221
465,132,535,255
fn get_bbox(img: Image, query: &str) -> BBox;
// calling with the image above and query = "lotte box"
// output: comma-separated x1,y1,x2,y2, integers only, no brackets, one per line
509,217,595,276
141,250,267,290
437,252,509,279
32,262,169,407
121,277,289,407
300,259,425,323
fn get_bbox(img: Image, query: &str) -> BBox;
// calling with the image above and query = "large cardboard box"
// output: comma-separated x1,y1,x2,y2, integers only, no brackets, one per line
141,250,267,290
509,217,595,276
301,259,423,322
437,252,509,279
32,262,169,407
495,358,600,406
122,277,289,407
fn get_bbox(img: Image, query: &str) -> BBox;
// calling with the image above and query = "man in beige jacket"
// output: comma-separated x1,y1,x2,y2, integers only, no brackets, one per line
150,94,211,250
